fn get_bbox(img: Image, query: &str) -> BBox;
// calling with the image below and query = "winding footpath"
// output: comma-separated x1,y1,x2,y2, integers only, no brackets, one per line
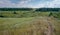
45,17,54,35
47,21,53,35
34,17,54,35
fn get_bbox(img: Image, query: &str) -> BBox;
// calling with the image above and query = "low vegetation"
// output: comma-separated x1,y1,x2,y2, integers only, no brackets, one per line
0,17,60,35
0,11,60,19
0,8,60,35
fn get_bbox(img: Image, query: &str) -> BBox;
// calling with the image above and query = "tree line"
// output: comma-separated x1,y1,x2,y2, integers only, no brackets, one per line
0,8,60,11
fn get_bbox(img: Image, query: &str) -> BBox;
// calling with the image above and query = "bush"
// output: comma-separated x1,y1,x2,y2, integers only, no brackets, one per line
13,11,17,14
0,15,5,17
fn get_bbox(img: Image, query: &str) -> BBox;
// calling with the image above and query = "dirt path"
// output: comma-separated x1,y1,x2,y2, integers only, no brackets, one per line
32,17,54,35
36,17,54,35
45,17,54,35
47,21,53,35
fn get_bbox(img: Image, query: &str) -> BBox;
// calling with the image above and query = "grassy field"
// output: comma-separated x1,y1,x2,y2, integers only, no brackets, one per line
0,17,60,35
0,11,50,18
0,11,60,19
0,17,35,35
0,10,60,35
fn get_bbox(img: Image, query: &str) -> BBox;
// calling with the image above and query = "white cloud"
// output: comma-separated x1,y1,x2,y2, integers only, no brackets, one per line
16,0,32,7
32,0,60,8
0,0,32,8
0,0,60,8
0,0,16,8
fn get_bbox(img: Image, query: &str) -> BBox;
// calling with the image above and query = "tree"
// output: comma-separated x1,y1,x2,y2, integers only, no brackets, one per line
13,11,17,14
49,12,53,17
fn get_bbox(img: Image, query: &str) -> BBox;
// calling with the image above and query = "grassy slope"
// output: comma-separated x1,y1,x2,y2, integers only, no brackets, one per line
0,17,60,35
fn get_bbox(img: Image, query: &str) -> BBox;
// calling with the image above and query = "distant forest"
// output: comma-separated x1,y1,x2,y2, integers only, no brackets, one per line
0,8,32,11
0,8,60,11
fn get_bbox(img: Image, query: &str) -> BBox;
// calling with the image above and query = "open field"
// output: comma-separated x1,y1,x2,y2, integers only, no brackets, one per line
0,9,60,35
0,11,60,18
0,11,50,18
0,17,60,35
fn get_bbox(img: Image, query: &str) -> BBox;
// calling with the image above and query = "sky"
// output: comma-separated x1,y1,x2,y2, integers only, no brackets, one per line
0,0,60,8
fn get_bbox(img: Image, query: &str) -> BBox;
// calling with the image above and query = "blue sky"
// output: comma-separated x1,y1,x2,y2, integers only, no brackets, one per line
0,0,60,8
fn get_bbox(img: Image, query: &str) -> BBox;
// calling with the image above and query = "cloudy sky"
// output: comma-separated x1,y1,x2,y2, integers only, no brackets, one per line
0,0,60,8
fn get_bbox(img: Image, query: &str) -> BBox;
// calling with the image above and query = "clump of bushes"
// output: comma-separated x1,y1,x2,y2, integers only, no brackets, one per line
0,15,4,17
13,11,17,14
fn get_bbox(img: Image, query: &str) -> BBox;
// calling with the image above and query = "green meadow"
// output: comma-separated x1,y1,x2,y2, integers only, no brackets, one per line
0,10,60,35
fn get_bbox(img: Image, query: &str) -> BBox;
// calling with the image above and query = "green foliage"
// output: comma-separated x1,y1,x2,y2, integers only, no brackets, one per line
13,11,17,14
49,12,53,16
51,12,60,19
0,15,4,17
